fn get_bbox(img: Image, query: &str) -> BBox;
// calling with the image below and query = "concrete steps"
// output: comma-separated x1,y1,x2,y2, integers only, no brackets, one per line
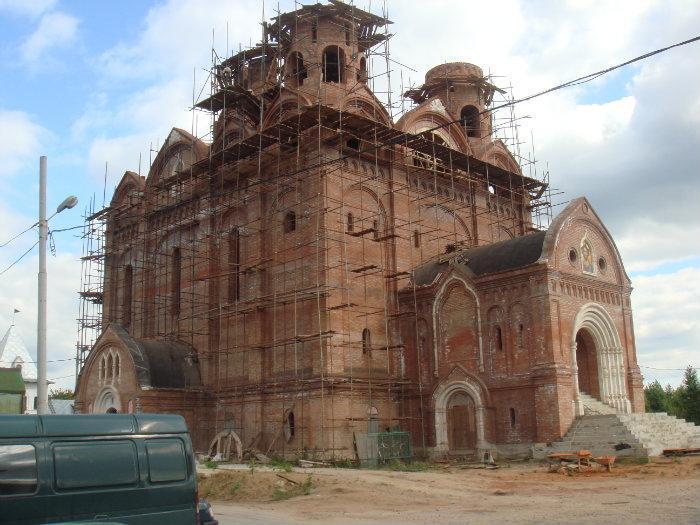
618,412,700,456
578,393,619,415
538,410,700,458
545,415,648,457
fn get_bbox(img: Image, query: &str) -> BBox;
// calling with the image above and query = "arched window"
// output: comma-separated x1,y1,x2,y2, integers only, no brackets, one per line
413,230,420,248
362,328,371,355
347,212,354,232
372,219,379,240
322,46,345,83
509,407,516,428
99,356,105,380
460,105,480,138
494,325,503,352
171,247,181,316
114,353,120,379
357,56,367,82
516,323,524,348
284,410,295,441
283,211,296,233
228,229,240,301
122,265,133,328
107,354,114,379
286,51,307,87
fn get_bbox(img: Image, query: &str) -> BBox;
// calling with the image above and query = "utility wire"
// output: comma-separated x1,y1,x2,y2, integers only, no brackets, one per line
0,222,37,248
0,241,38,276
420,34,700,136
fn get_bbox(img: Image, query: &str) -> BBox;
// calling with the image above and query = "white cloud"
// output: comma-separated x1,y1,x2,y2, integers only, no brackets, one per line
0,0,55,17
21,11,79,63
631,266,700,386
0,109,48,179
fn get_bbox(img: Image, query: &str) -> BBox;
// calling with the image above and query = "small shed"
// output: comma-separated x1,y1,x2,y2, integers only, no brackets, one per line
0,367,26,414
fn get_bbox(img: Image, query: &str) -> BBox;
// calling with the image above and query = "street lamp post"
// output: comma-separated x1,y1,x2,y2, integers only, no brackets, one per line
37,156,78,415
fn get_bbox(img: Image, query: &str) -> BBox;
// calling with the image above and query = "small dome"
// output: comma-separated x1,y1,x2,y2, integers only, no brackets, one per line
425,62,484,83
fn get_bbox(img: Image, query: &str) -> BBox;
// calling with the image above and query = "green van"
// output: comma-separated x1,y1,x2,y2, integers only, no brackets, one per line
0,414,198,524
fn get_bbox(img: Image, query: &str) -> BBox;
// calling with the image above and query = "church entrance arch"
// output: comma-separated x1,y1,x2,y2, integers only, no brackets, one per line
571,303,631,414
575,329,600,399
446,391,476,451
433,374,491,456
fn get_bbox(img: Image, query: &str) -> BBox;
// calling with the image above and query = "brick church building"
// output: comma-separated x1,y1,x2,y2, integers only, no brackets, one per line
75,1,644,459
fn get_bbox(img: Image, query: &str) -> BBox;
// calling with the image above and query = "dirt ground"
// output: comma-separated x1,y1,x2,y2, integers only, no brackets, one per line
201,456,700,525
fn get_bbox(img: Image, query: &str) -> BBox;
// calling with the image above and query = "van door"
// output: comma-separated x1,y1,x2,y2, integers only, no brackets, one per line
0,443,45,522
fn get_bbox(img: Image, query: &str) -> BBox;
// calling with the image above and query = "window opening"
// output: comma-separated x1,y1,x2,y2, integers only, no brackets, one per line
358,56,367,82
122,265,132,328
228,229,240,301
346,137,360,150
171,247,181,315
311,20,317,42
413,230,420,248
460,105,480,138
517,323,524,348
283,211,296,233
0,445,37,496
509,408,516,428
287,51,307,87
347,212,354,232
362,328,371,355
494,326,503,352
284,411,295,441
322,46,345,83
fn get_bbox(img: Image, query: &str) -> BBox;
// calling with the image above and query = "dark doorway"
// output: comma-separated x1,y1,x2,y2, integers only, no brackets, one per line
447,392,477,451
575,329,600,399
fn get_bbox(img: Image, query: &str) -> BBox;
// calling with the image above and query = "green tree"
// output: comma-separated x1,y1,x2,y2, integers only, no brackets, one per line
644,380,666,412
678,366,700,425
49,388,75,400
664,383,682,417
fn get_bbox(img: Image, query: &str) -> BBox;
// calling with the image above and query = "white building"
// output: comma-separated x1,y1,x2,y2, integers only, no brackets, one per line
0,325,39,414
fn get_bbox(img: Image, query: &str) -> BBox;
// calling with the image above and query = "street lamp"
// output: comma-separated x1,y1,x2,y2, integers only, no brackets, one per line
37,156,78,415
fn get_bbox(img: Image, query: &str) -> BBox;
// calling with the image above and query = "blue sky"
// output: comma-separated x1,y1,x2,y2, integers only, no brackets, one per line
0,0,698,391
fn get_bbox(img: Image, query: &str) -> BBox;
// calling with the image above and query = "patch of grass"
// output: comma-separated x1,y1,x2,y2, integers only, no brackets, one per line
301,474,313,495
383,459,431,472
229,480,242,495
204,460,218,469
332,458,359,469
271,488,293,501
269,457,294,472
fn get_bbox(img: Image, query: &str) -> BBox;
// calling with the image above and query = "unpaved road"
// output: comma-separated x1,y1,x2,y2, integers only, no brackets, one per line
206,457,700,525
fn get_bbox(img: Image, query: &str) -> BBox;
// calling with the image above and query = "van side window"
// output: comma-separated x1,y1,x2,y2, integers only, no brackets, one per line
53,441,138,490
0,445,37,496
146,439,187,483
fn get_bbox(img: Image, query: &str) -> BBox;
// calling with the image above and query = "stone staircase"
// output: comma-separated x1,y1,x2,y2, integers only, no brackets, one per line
579,393,618,415
544,414,648,457
537,395,700,458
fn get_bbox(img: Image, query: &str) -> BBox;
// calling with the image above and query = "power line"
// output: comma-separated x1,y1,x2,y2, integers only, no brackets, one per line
420,34,700,136
0,222,37,248
0,241,38,276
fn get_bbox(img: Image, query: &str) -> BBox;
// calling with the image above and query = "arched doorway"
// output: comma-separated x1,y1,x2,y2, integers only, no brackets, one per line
571,303,631,414
447,392,476,451
94,386,121,413
433,374,491,456
575,329,600,399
